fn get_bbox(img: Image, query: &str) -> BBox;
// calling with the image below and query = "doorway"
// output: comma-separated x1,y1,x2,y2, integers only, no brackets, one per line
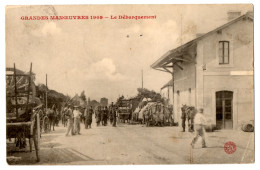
216,91,233,129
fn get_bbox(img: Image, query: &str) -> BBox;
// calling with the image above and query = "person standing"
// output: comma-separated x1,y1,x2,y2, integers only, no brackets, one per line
103,106,108,126
84,106,88,129
191,108,207,148
109,106,113,125
85,106,94,129
101,106,105,126
95,106,101,126
65,105,74,136
111,103,117,127
62,106,68,127
73,106,81,135
181,106,187,132
81,107,86,124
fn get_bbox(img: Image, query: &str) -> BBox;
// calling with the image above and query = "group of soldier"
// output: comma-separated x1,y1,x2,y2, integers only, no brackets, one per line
94,102,118,127
61,102,118,136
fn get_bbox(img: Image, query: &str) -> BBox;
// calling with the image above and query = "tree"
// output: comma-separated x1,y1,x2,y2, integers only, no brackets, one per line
36,83,70,109
136,88,164,102
80,90,86,101
116,95,125,106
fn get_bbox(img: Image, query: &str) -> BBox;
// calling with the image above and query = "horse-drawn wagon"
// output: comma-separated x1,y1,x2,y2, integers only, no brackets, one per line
117,99,131,123
142,102,174,127
6,63,41,162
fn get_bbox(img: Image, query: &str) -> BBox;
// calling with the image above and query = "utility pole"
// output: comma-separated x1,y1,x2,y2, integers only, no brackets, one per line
46,74,48,110
141,69,143,89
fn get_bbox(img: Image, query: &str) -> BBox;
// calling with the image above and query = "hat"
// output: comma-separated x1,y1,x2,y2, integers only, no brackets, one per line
199,108,204,113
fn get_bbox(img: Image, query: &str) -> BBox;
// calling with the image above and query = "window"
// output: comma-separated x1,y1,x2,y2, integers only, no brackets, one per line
219,41,229,64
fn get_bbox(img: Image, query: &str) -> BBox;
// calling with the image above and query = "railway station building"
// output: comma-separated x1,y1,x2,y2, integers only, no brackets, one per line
152,12,254,130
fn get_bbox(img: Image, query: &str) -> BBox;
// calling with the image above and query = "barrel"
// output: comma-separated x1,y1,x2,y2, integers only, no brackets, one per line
241,123,254,132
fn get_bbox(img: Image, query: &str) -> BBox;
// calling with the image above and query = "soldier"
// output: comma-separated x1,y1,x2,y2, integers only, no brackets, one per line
111,103,117,127
85,106,94,129
84,106,88,129
62,106,67,127
95,106,101,126
101,106,105,126
109,106,113,125
188,107,196,132
181,105,187,132
81,107,86,123
65,105,74,136
103,106,108,126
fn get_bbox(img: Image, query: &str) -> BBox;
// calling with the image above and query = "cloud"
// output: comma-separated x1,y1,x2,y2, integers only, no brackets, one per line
86,58,125,81
41,22,61,36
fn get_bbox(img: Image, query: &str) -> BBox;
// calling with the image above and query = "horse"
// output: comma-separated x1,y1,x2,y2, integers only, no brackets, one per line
61,107,68,127
54,109,61,126
181,105,196,132
46,108,57,131
163,106,174,126
144,103,165,127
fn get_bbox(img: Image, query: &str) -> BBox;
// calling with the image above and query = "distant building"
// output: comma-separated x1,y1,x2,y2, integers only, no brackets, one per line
160,79,173,107
100,97,108,106
152,12,253,130
71,94,86,107
89,100,100,108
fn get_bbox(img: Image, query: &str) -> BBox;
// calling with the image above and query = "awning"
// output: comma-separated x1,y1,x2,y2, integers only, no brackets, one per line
151,42,196,74
161,79,173,90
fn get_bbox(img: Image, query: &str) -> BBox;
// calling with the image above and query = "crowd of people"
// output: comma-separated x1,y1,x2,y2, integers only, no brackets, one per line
55,102,207,148
61,102,118,137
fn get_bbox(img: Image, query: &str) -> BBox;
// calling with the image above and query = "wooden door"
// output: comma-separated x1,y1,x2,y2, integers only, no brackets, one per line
216,91,233,129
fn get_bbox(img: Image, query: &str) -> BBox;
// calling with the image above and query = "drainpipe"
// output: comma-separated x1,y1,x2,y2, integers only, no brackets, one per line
195,62,197,108
172,62,175,122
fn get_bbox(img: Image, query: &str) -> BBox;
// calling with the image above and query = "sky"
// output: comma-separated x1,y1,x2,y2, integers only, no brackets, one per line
6,4,252,102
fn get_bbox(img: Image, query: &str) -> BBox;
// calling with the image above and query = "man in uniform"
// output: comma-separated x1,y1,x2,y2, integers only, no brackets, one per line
65,105,74,136
111,102,117,127
103,106,108,126
109,106,113,125
101,106,105,126
85,106,94,129
181,105,187,132
95,106,101,126
73,106,81,135
62,105,68,127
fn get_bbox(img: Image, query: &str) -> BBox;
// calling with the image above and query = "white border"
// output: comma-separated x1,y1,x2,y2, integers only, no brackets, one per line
1,1,259,170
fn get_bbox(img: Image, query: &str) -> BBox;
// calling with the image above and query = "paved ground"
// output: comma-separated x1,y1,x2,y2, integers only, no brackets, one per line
7,121,254,165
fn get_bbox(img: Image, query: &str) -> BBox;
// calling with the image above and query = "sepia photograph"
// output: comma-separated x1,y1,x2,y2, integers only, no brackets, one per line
5,4,254,165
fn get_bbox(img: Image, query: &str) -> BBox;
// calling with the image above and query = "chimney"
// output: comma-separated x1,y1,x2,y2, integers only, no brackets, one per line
227,11,241,21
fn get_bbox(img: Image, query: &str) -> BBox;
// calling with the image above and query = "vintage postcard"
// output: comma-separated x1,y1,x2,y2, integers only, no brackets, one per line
5,4,254,165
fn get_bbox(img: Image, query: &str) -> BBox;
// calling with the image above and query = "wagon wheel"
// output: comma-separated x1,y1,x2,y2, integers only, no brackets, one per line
43,116,50,133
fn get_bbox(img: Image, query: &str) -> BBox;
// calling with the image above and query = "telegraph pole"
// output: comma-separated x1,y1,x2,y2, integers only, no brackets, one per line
46,74,48,110
141,69,143,89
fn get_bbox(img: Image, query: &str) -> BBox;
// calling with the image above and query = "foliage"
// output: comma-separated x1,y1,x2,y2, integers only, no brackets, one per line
88,100,100,108
36,84,70,110
80,90,86,101
136,88,164,102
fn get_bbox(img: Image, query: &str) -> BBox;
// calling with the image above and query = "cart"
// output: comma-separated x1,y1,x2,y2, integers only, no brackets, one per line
6,63,41,162
117,99,131,123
